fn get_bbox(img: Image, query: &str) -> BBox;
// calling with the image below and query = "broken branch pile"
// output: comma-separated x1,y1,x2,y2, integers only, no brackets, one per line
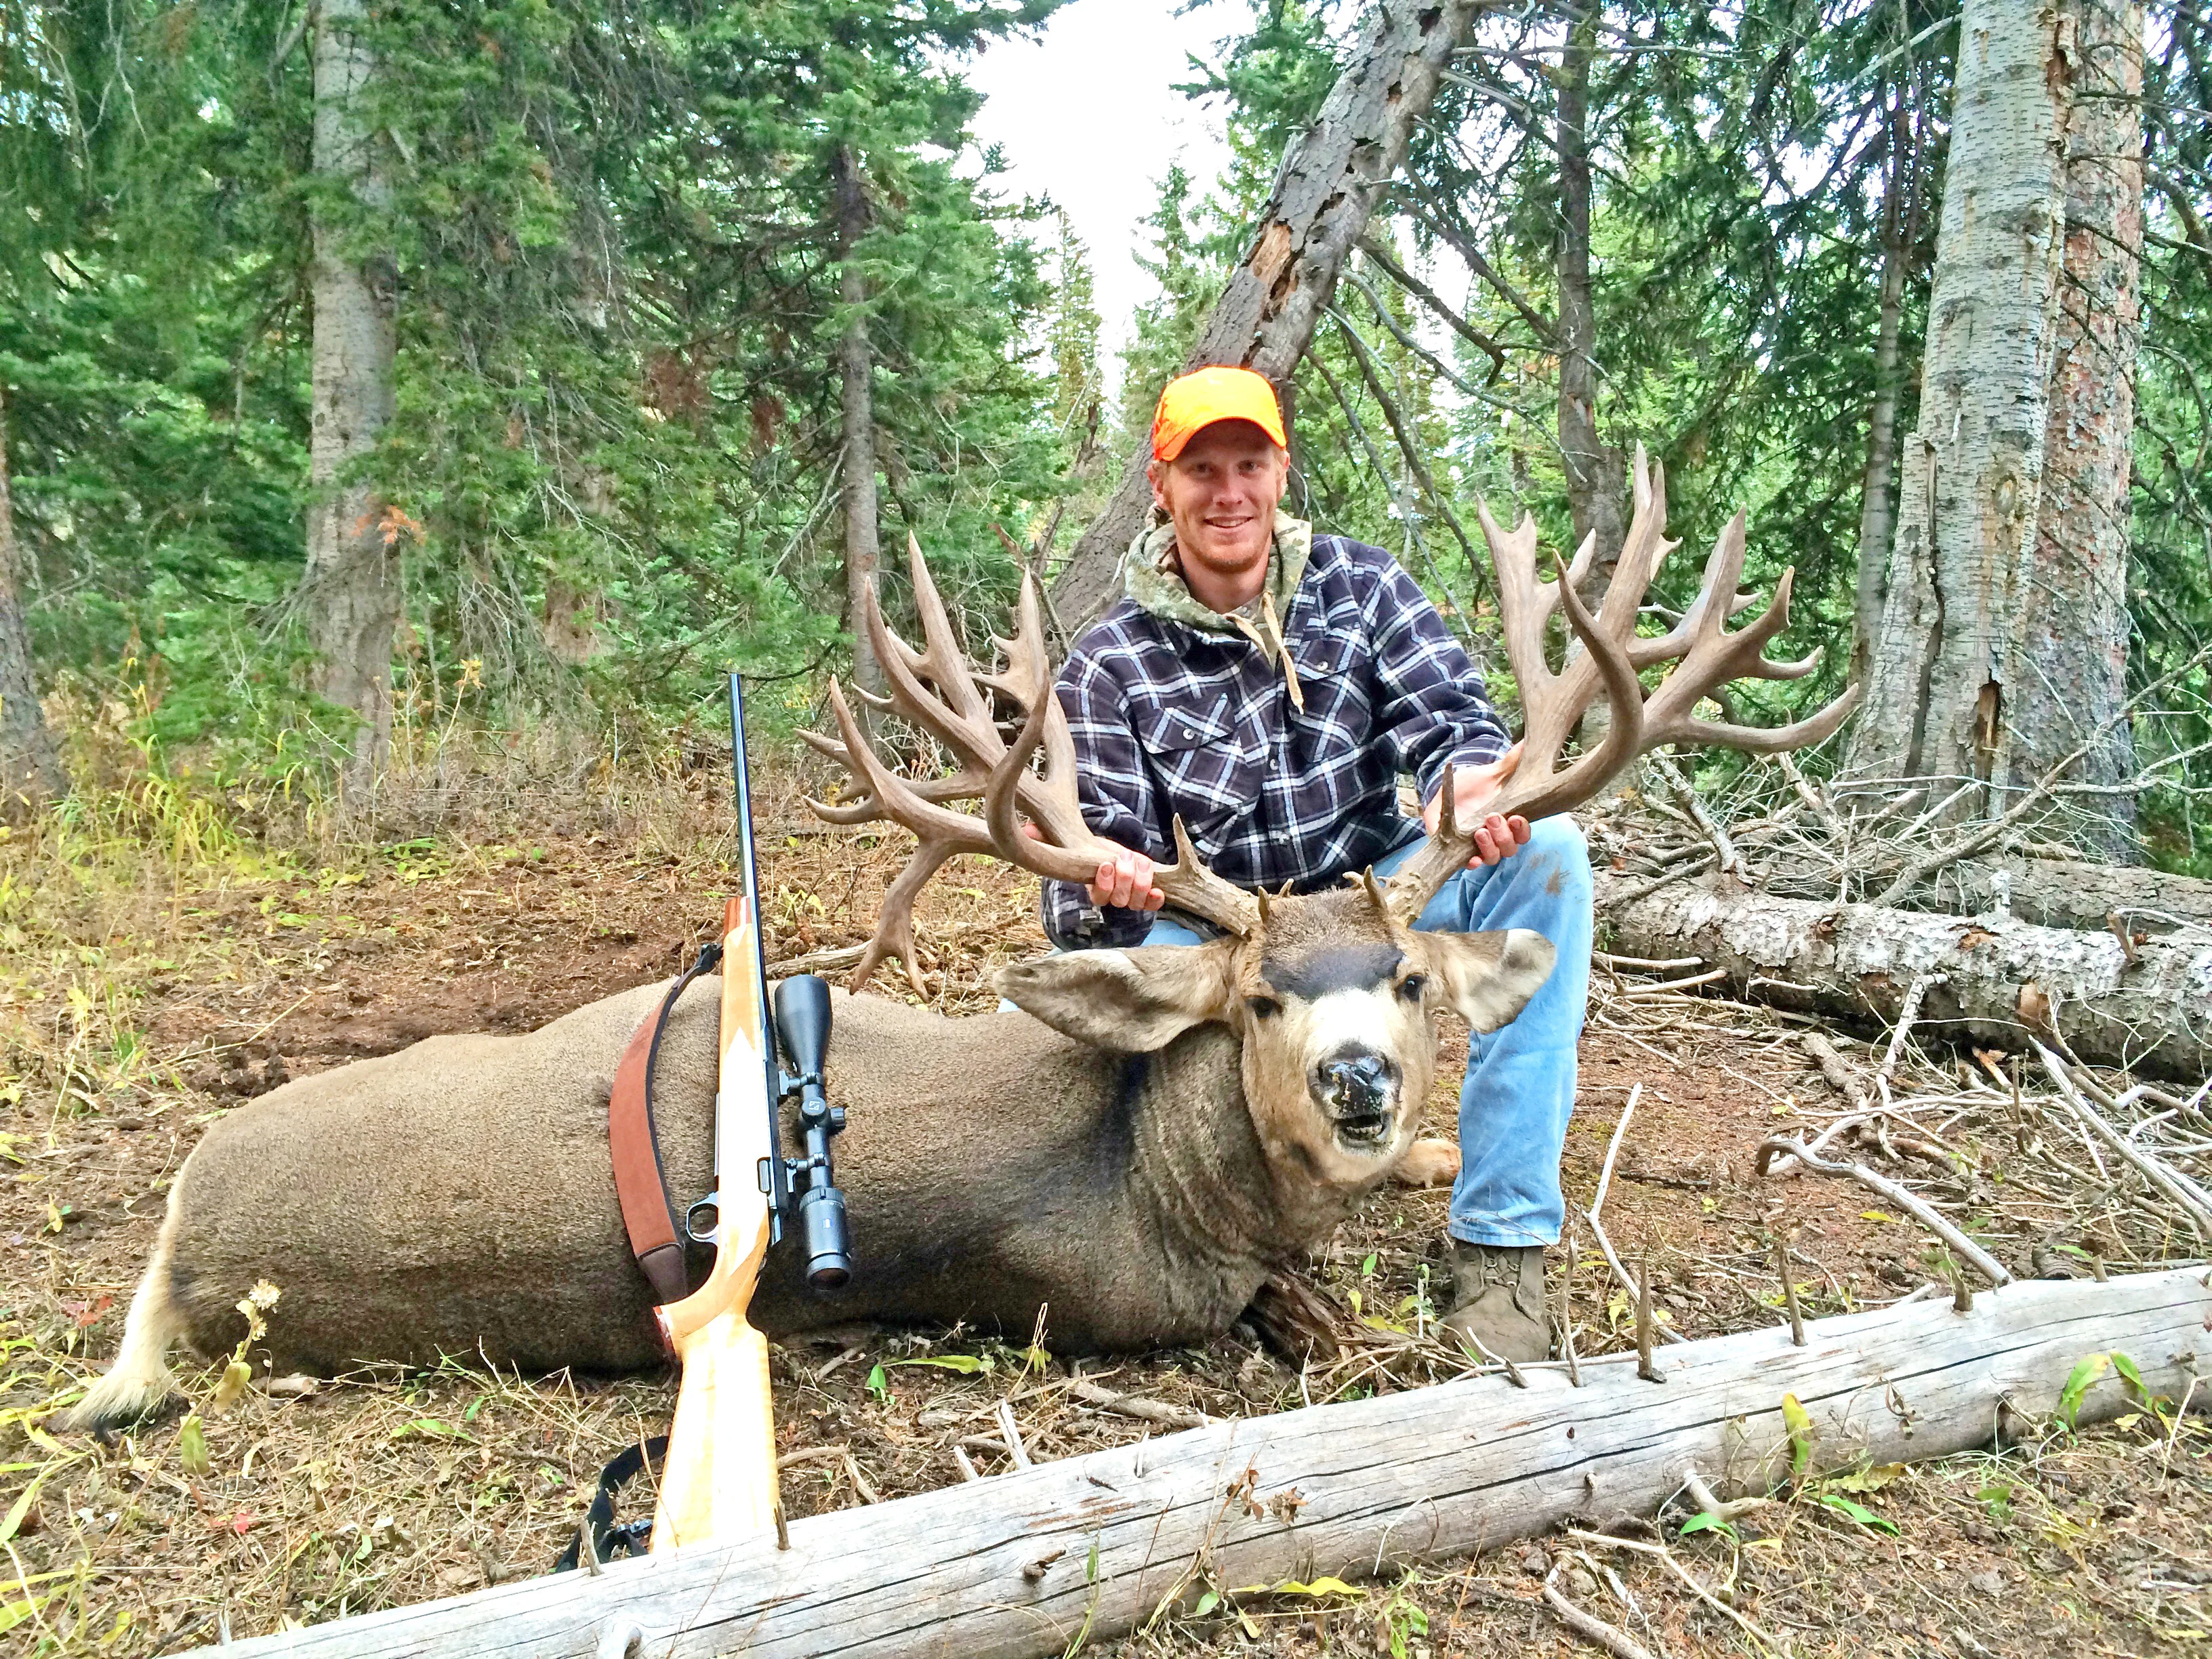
1589,756,2212,1073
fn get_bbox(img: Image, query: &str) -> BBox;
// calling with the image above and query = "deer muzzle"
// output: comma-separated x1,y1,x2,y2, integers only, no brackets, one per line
1316,1052,1397,1146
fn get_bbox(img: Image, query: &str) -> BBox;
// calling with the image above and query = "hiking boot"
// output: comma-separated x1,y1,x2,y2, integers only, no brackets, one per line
1439,1242,1549,1364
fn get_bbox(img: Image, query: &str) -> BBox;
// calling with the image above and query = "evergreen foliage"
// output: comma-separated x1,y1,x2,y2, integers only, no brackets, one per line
3,0,2207,865
1,0,1068,779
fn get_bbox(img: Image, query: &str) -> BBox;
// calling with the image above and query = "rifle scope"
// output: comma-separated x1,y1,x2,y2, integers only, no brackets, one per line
773,974,851,1290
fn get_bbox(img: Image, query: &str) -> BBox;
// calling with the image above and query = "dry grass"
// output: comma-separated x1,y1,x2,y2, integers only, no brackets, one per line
0,755,2207,1656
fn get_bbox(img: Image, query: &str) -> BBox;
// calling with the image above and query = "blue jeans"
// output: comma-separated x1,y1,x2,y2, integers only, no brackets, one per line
1114,817,1591,1248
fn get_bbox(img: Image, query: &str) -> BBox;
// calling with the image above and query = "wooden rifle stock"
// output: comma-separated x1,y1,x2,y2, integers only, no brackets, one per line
653,680,787,1553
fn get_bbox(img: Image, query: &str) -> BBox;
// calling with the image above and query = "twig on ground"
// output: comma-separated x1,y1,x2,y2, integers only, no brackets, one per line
1679,1465,1776,1523
1775,1234,1805,1345
1541,1563,1660,1659
1880,970,1944,1082
1569,1530,1785,1654
1066,1379,1214,1431
1591,1083,1643,1222
994,1399,1032,1470
1759,1130,2012,1284
2036,1044,2212,1241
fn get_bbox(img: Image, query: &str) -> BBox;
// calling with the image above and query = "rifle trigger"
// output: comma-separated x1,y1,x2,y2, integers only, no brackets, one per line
682,1194,720,1244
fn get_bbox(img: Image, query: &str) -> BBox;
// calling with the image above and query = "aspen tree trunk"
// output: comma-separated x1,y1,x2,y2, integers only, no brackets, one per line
1050,0,1485,631
1851,82,1919,687
1849,0,2072,791
1556,2,1624,601
835,147,884,702
300,0,400,802
2020,0,2145,861
1849,0,2142,861
0,384,65,808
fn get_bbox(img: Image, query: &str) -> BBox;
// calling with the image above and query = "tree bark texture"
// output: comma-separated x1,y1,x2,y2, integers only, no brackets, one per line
1849,0,2073,800
1049,0,1486,631
1597,872,2211,1078
0,384,65,807
1761,853,2212,937
836,147,884,700
1851,81,1921,687
209,1268,2212,1659
301,0,400,800
1556,3,1624,601
2020,0,2146,861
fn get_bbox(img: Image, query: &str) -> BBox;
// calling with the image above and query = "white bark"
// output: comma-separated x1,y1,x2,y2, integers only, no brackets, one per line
1851,82,1921,686
1850,0,2073,798
207,1267,2212,1658
2020,0,2145,859
836,148,884,701
300,0,400,799
1598,872,2212,1078
1863,853,2212,936
0,384,64,806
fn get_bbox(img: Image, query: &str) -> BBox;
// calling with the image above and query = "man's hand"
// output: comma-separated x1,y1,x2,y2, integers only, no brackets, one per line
1021,823,1166,911
1422,745,1531,869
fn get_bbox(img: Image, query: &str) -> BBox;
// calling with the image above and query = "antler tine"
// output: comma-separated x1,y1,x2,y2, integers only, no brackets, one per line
808,676,1002,991
846,842,956,998
1161,814,1263,937
899,531,994,722
1384,552,1643,924
1626,504,1747,670
864,555,1004,764
817,678,997,856
1637,514,1856,750
1493,551,1645,820
1597,446,1679,638
1477,501,1574,765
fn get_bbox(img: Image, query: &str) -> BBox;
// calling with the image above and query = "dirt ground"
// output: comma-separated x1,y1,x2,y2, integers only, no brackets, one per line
1,766,2207,1655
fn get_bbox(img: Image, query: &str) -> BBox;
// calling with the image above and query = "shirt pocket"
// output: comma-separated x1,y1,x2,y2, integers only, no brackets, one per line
1288,626,1373,768
1134,693,1259,833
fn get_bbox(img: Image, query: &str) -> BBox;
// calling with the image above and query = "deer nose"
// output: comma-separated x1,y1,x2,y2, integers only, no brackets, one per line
1317,1054,1394,1115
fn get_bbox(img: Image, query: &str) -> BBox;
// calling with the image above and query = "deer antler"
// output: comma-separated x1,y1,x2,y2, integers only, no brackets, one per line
1384,445,1859,924
806,535,1259,991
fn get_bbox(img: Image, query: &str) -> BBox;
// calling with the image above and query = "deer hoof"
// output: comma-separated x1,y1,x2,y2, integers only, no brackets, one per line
1393,1138,1460,1187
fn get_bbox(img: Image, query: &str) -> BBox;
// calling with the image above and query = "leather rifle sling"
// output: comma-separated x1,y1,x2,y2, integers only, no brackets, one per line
607,941,724,1314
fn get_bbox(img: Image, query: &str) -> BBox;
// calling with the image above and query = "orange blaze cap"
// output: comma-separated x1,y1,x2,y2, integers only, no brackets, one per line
1149,365,1288,462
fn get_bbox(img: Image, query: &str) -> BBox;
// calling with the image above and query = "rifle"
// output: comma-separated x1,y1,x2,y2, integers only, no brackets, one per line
650,672,852,1553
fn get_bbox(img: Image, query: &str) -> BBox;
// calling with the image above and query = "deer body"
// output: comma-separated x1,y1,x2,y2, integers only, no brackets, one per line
71,888,1553,1429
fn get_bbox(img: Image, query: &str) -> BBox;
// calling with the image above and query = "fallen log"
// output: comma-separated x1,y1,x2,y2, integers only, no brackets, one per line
1597,872,2212,1077
210,1267,2211,1658
1760,853,2212,938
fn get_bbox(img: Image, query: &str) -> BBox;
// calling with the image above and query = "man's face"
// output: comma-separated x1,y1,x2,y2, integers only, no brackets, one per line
1148,420,1289,592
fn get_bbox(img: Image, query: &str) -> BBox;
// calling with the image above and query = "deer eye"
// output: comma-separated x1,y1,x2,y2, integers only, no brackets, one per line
1397,975,1427,1002
1246,995,1282,1019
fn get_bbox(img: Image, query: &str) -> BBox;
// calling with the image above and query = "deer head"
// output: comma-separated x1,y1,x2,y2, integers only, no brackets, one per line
807,448,1854,1187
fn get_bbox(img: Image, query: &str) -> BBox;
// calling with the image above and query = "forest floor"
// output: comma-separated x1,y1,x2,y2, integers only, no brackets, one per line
1,759,2207,1657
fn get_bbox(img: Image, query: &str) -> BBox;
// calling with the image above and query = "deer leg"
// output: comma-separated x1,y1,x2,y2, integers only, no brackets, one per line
63,1172,192,1432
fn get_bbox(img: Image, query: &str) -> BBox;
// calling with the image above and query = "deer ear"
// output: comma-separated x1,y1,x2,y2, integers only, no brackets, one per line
1418,928,1557,1033
996,944,1236,1051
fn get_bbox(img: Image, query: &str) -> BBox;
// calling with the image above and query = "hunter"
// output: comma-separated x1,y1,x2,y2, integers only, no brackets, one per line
1042,365,1591,1364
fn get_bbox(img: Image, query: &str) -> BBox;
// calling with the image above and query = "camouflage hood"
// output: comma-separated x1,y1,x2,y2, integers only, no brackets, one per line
1120,512,1314,656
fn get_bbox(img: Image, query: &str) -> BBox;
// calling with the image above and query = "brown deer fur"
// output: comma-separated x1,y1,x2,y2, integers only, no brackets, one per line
68,888,1549,1431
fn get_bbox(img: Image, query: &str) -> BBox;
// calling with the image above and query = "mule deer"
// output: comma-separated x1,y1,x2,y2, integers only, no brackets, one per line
68,454,1851,1431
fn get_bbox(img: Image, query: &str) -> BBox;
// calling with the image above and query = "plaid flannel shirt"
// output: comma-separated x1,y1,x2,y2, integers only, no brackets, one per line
1044,532,1511,947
